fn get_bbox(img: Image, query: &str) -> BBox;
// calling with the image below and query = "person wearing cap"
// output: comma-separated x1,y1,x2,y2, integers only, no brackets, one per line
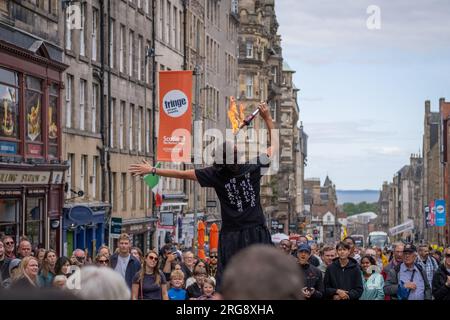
384,244,432,300
297,243,323,299
323,242,363,300
431,246,450,300
1,258,22,289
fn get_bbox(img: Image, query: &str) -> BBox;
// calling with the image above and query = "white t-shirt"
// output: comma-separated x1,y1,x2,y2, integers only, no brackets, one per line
115,254,130,279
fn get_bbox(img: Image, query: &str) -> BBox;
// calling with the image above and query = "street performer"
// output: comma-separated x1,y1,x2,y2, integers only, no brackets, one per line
129,102,277,290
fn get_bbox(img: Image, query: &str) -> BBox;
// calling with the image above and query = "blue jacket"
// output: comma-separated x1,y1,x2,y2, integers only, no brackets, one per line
110,253,141,289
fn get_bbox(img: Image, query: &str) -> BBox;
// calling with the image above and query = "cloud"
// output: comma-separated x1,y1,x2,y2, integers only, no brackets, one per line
367,146,406,156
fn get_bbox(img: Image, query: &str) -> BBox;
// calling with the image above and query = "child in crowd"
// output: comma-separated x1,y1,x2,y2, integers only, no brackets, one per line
168,270,187,300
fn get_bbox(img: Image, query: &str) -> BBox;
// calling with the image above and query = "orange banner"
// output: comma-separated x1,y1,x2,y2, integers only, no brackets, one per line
157,71,193,162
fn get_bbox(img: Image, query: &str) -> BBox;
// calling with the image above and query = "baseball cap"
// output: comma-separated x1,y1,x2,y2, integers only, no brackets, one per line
403,244,417,253
298,243,311,253
9,259,21,274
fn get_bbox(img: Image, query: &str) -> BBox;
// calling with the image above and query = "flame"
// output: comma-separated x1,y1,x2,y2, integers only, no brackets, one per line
227,96,240,134
239,103,245,123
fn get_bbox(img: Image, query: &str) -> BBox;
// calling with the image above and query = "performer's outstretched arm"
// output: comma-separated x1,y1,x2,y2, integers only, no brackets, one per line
129,160,198,181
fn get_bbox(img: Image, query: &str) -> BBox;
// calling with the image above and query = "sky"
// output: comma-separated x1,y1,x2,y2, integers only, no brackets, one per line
275,0,450,190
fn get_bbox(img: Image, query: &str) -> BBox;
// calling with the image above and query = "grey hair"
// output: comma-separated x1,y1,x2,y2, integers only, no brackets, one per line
76,266,130,300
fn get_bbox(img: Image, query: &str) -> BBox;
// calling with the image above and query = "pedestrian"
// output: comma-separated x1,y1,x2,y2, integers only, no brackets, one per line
98,245,111,259
297,243,323,300
53,274,67,289
431,246,450,300
208,249,219,279
70,249,87,268
186,260,215,287
218,244,304,300
35,248,46,268
323,242,363,300
129,102,277,289
2,236,16,259
160,244,178,279
16,238,32,259
11,256,40,289
110,233,141,289
382,242,404,300
359,255,384,300
318,245,336,278
180,250,196,280
131,247,144,264
0,240,11,281
76,266,130,300
310,243,323,265
54,256,71,277
95,253,110,268
374,246,388,268
186,266,208,299
343,236,361,264
384,244,432,300
197,278,216,300
168,269,187,300
37,249,57,287
1,258,21,289
131,250,168,300
417,244,439,289
431,249,442,264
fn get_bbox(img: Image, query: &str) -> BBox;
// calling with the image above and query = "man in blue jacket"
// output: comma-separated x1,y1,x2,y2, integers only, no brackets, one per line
110,233,141,289
324,242,363,300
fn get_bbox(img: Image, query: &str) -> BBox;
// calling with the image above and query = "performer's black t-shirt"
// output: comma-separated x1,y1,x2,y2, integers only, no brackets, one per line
195,155,270,232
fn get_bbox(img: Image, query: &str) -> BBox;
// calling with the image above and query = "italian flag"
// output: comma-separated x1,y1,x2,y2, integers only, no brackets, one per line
144,162,163,207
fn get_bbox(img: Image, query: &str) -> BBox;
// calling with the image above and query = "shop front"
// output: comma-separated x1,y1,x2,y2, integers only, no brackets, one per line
0,35,67,254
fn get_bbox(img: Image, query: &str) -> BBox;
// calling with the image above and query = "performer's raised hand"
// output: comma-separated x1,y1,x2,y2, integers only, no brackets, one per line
129,159,152,176
258,102,271,121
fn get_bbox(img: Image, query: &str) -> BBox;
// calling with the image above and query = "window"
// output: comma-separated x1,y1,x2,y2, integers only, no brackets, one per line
80,155,87,193
25,198,43,249
159,0,164,40
129,104,134,150
0,67,19,155
137,0,141,9
246,42,253,58
231,0,238,14
132,175,136,210
65,7,72,50
92,8,98,61
25,76,43,157
80,3,86,56
246,75,253,99
66,153,74,199
145,0,149,14
121,173,127,211
270,100,277,121
166,1,171,44
92,156,98,199
174,7,178,50
110,98,115,147
272,66,278,84
48,83,58,158
129,30,134,77
65,74,73,128
92,83,98,133
109,19,115,68
138,36,143,81
140,179,145,209
146,109,150,153
119,101,125,149
120,24,125,73
146,40,151,84
79,79,86,130
138,106,143,152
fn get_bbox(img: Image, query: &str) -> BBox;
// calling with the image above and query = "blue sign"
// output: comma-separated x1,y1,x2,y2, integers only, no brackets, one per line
435,199,446,227
0,141,17,154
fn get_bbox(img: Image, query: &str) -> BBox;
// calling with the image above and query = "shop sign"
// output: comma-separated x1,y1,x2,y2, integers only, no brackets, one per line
0,170,50,185
0,190,21,196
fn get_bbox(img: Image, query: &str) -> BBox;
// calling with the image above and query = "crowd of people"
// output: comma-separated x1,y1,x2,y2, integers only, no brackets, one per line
1,232,449,300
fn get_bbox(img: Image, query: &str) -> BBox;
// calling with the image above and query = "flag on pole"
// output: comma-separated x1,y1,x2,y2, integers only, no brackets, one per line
341,226,348,240
144,162,163,207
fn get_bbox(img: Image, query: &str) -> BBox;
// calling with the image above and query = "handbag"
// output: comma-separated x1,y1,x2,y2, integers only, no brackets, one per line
398,269,416,300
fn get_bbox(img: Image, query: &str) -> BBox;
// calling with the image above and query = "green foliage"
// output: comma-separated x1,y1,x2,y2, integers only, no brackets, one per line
343,202,379,216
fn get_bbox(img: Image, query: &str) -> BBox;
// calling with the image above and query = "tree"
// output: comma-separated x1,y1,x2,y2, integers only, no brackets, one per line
343,202,378,216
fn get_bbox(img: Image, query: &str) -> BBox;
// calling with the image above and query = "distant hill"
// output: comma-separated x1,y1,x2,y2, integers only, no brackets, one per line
337,190,380,205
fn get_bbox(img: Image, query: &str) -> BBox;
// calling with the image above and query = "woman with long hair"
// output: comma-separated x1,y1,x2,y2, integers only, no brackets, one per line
131,247,144,264
359,255,384,300
35,248,46,269
11,256,40,289
54,256,71,277
95,253,110,268
131,250,168,300
38,249,57,287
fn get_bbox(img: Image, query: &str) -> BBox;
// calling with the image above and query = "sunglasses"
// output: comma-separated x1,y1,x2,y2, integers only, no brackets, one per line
98,260,109,264
4,241,14,245
148,256,158,261
210,255,218,258
445,254,450,258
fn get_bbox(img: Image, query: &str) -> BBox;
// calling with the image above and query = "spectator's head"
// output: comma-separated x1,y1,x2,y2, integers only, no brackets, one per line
95,253,110,267
35,248,46,264
442,247,450,268
44,249,58,267
392,242,404,263
53,275,67,289
418,244,430,260
0,240,4,258
360,255,377,275
220,244,303,300
72,249,86,266
365,248,377,259
297,243,311,265
343,237,356,255
209,249,219,265
402,244,417,267
310,243,319,256
118,233,131,256
19,256,39,283
170,269,185,289
336,242,351,260
432,249,442,263
298,235,308,245
193,266,208,287
202,278,215,296
278,239,291,254
17,239,32,258
131,247,143,263
8,258,22,281
183,251,195,268
98,245,111,258
75,266,130,300
2,236,15,255
321,245,336,266
55,256,71,276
